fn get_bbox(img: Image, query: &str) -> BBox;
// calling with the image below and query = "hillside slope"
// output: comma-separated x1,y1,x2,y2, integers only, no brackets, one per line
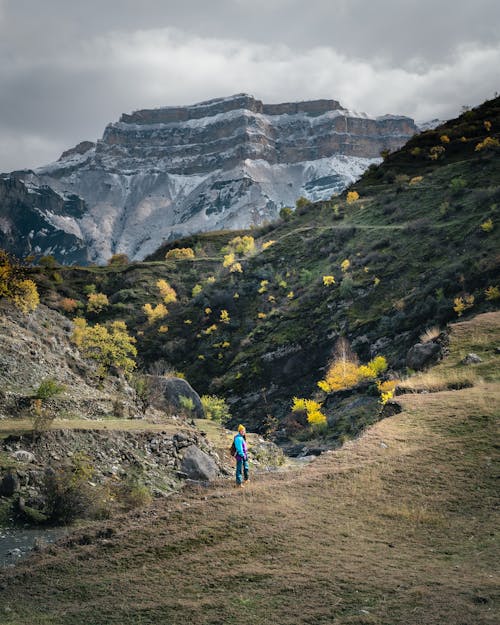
0,312,498,625
33,96,500,434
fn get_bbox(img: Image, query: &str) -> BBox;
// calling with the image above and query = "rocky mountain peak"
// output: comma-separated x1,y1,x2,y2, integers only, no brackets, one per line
4,94,418,263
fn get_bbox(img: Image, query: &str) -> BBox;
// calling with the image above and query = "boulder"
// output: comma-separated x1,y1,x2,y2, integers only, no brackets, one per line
406,342,442,370
461,353,482,365
11,450,36,463
0,471,20,496
180,445,218,481
145,375,205,419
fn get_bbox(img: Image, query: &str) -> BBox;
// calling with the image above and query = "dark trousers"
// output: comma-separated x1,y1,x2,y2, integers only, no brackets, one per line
236,457,249,484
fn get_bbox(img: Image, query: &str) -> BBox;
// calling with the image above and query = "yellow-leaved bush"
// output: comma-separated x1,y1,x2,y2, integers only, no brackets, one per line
143,302,168,323
165,247,195,260
86,292,109,313
0,250,40,313
157,279,177,304
292,397,327,427
72,318,137,376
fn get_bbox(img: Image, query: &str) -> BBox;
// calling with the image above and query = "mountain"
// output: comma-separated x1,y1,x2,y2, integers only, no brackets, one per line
0,176,89,264
29,96,500,435
9,94,417,263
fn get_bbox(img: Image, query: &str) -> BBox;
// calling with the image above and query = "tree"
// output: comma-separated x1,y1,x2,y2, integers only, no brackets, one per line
107,253,130,266
165,248,195,260
72,318,137,376
317,338,359,392
0,249,39,313
156,279,177,304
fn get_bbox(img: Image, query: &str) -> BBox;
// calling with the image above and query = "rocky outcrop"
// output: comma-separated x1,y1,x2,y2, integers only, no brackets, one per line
144,375,205,419
180,445,219,481
10,94,418,263
0,302,139,420
406,342,442,370
0,176,89,265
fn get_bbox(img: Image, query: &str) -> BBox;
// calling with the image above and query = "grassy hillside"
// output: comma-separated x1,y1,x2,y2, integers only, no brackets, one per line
0,312,498,624
30,96,500,437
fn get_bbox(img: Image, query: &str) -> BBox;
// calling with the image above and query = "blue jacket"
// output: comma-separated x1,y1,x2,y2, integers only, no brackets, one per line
234,433,248,460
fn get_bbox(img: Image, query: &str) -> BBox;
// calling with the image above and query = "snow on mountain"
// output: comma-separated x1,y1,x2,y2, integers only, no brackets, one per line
11,94,418,263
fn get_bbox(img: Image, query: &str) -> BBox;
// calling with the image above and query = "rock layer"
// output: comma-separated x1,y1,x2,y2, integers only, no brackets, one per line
9,94,417,263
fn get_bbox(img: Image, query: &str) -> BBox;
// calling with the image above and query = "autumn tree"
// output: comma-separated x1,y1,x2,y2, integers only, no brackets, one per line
0,249,39,313
72,318,137,376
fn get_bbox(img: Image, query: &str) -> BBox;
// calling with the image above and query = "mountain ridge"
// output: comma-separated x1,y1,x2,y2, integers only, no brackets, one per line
3,94,417,263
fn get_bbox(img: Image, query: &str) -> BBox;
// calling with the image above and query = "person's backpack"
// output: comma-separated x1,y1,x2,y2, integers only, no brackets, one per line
230,439,237,457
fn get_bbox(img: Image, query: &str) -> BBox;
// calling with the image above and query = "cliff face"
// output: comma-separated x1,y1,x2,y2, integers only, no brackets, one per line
13,94,417,263
0,176,89,264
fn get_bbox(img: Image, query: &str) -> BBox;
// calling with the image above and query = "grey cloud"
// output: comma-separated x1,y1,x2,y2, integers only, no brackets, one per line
0,1,499,171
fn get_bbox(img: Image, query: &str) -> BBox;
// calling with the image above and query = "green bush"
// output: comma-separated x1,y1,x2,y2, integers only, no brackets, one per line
201,395,231,422
35,378,66,400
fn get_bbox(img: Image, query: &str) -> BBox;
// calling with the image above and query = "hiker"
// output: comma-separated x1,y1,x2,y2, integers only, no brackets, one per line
234,424,249,487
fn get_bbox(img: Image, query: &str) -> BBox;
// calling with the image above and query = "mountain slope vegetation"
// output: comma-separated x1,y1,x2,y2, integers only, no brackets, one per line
31,96,500,437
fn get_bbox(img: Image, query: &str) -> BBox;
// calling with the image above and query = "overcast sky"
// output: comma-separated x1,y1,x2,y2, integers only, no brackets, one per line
0,0,498,172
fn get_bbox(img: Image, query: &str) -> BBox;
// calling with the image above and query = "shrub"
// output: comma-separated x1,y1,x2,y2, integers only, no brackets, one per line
0,250,39,313
450,177,467,193
220,309,230,324
227,235,255,256
72,318,137,376
107,253,130,266
322,275,335,286
279,206,293,221
453,295,474,317
377,379,398,405
341,259,351,272
115,478,152,510
358,356,388,379
59,297,80,313
485,285,500,300
440,135,450,143
346,191,359,204
475,136,499,151
192,284,203,297
409,176,423,185
179,395,195,416
42,454,95,524
166,247,195,260
157,279,177,304
480,218,494,232
291,398,327,427
87,292,109,314
230,262,243,273
429,145,445,160
201,395,230,422
262,240,276,250
143,302,168,323
295,196,311,211
35,378,66,400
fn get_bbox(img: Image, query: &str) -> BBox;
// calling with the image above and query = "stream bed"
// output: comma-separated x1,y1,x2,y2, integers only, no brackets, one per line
0,526,68,567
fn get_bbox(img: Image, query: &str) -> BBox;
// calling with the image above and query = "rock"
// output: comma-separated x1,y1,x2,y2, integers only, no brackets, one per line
146,376,205,419
461,353,482,365
11,450,36,463
406,342,442,370
180,445,219,481
0,472,20,496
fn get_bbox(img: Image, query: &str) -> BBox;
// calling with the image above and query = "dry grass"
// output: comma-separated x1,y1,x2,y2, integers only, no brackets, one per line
419,325,441,343
0,313,499,625
397,367,480,393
